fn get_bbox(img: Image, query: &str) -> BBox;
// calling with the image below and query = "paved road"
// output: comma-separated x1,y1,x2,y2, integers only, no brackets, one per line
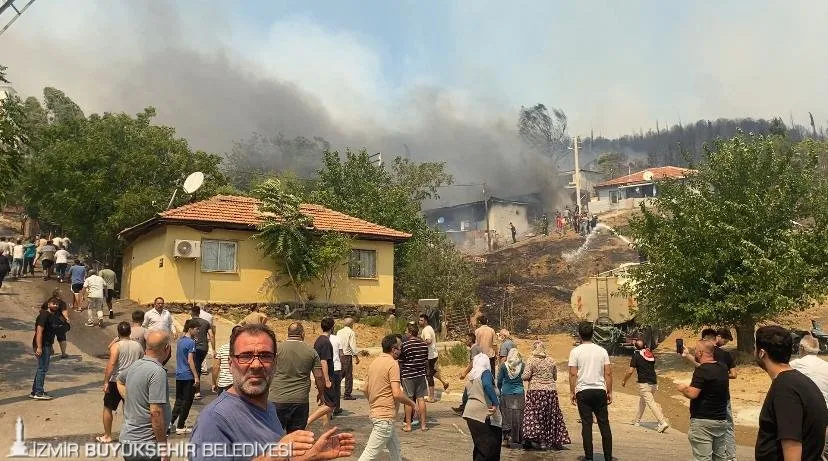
0,276,757,460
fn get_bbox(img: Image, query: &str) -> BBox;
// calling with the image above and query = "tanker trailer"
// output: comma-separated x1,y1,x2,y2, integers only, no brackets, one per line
570,263,663,354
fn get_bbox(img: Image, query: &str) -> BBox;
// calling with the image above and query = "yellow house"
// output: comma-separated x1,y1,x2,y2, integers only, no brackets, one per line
118,195,411,308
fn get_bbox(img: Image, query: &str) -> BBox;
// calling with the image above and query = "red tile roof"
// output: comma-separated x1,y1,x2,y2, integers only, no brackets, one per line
594,166,696,188
121,195,411,241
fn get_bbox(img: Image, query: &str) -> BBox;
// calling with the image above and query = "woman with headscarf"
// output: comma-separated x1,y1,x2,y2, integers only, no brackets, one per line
462,352,503,461
522,340,571,450
497,347,526,448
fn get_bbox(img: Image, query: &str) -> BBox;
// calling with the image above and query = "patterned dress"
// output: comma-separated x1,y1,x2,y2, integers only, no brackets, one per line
521,356,571,447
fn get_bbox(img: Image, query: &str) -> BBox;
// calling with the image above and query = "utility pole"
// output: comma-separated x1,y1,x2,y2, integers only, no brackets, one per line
574,136,582,212
482,183,491,252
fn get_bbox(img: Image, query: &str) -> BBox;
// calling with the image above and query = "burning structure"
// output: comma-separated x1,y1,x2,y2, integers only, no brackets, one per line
423,196,531,254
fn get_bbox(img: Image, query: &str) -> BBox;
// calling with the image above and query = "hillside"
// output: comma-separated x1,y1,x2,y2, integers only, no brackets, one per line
476,214,639,334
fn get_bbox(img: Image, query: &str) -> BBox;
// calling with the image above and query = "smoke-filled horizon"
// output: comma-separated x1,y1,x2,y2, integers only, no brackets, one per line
1,1,825,206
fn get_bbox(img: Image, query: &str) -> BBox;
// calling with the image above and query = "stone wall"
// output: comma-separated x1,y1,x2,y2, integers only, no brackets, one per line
148,300,393,321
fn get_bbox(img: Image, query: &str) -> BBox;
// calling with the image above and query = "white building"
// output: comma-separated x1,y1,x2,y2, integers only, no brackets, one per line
590,166,696,214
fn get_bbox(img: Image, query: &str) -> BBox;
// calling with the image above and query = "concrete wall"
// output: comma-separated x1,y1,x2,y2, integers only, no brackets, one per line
488,202,529,245
121,224,396,307
589,197,655,215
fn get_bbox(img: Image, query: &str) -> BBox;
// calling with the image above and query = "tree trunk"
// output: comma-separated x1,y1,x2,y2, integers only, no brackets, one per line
735,319,756,356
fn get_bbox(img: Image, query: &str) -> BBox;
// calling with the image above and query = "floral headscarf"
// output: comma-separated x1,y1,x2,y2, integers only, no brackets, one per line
504,348,524,379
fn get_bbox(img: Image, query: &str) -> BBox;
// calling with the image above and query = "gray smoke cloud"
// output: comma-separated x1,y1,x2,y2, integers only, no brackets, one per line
0,2,565,208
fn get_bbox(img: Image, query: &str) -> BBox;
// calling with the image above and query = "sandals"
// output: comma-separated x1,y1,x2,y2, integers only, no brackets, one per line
95,436,113,443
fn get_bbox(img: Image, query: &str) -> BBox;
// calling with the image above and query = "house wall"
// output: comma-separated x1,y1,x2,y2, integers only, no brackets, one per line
488,202,529,244
121,226,167,304
121,225,396,307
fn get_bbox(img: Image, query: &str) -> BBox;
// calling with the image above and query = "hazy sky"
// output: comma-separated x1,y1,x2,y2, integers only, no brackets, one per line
1,0,826,155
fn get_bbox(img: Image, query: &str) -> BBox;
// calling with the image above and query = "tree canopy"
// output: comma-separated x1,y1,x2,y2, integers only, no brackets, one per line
627,133,828,353
18,97,227,260
0,66,28,206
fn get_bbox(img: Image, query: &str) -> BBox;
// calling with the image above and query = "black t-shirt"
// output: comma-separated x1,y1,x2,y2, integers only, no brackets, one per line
689,362,730,420
314,335,334,377
755,369,828,461
629,350,657,384
714,346,735,370
34,310,56,347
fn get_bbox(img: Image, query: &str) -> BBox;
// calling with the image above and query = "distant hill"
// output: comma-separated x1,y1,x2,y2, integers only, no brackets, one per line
563,117,811,171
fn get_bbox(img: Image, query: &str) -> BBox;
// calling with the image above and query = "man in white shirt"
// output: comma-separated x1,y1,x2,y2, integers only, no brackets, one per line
11,238,24,278
52,235,62,247
418,313,448,402
336,318,360,400
330,332,343,415
54,246,70,283
790,334,828,406
142,297,178,338
568,322,613,461
83,270,108,328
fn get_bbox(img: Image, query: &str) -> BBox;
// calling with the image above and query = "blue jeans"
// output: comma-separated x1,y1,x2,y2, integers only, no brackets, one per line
725,400,735,459
32,345,53,395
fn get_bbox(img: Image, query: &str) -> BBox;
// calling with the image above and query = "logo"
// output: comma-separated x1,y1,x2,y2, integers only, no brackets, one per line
8,416,28,457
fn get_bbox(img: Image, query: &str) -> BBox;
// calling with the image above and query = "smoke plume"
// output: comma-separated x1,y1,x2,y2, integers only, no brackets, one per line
0,2,565,207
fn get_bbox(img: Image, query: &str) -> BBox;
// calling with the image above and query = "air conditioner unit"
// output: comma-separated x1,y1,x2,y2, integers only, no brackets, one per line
174,239,201,258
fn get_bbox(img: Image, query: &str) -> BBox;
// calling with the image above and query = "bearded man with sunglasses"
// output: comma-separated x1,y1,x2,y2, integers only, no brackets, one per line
190,324,355,461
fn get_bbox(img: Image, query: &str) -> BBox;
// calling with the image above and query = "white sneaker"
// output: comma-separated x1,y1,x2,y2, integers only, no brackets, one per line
85,321,95,327
175,427,192,435
630,420,641,426
32,394,53,400
657,421,670,433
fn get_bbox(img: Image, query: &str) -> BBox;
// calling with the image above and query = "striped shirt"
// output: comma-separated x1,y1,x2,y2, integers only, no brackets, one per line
215,343,233,388
399,337,429,379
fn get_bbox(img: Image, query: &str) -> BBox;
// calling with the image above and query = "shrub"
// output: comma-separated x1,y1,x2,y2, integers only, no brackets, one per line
438,343,470,367
360,315,386,328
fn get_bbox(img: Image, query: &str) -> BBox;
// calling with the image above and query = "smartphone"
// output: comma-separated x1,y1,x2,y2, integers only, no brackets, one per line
676,338,684,354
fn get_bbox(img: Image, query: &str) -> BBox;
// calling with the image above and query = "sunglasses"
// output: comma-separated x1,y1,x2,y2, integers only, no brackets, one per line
232,352,276,364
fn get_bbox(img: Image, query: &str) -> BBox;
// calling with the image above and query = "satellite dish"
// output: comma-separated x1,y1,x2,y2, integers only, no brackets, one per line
437,217,445,224
183,172,205,194
642,171,654,181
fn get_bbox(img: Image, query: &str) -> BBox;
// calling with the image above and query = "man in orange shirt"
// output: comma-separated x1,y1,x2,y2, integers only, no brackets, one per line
358,334,416,461
475,315,497,371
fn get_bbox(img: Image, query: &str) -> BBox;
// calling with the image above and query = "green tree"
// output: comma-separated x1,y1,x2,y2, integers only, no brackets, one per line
42,87,85,123
594,152,629,179
21,106,226,260
253,178,319,307
628,133,828,354
0,65,28,206
309,148,480,309
314,232,352,303
311,148,452,236
398,228,478,315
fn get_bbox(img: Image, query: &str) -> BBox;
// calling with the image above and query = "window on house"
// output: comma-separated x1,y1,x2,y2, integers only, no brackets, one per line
201,240,238,272
349,249,377,278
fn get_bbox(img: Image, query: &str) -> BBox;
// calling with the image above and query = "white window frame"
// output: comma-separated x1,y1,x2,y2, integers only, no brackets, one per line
200,239,238,273
349,249,377,279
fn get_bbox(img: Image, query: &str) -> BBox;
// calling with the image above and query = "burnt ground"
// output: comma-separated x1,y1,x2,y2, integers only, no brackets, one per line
476,228,639,334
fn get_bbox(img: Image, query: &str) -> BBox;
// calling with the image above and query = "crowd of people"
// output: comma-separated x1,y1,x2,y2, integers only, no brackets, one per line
29,291,828,461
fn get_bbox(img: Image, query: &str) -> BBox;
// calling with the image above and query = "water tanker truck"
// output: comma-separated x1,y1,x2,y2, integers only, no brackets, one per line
570,262,664,354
